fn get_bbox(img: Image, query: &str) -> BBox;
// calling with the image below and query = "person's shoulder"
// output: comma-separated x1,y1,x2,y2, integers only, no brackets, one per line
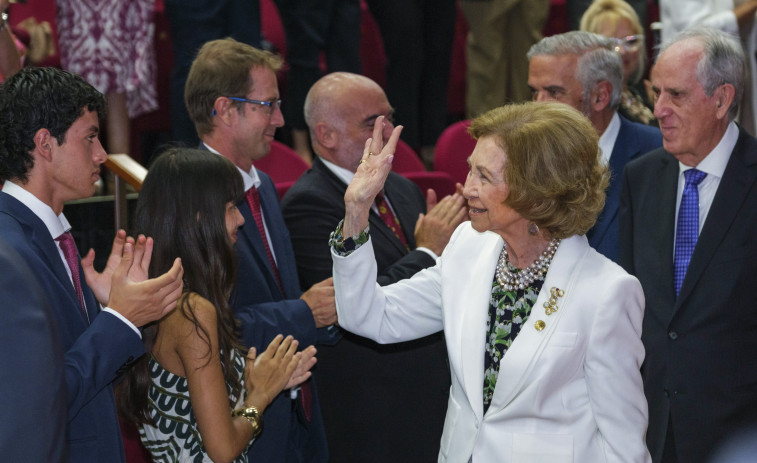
624,144,668,173
281,168,342,214
164,292,218,337
621,116,663,145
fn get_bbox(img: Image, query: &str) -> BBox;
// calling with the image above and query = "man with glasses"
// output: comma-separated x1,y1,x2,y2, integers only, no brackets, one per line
184,38,336,463
527,30,662,263
281,72,467,462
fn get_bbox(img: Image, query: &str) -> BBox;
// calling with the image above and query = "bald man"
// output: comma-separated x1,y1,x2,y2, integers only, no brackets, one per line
281,72,466,462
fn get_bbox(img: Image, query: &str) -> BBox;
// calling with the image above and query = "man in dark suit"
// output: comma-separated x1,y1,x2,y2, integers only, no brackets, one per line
280,72,466,462
528,31,662,262
0,238,66,462
184,38,336,463
0,67,183,462
619,26,757,463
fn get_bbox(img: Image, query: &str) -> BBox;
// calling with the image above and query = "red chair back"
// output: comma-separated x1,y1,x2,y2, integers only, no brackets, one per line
253,141,310,187
391,139,426,173
402,171,457,199
433,120,475,185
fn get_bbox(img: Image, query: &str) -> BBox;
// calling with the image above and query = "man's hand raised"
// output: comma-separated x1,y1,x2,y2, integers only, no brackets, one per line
107,240,184,328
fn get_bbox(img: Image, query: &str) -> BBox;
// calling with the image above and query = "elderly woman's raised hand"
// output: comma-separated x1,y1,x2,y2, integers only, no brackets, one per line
343,115,403,236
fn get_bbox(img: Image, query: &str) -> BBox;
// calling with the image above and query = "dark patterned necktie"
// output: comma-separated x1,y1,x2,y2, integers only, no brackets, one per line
56,231,87,319
375,192,408,249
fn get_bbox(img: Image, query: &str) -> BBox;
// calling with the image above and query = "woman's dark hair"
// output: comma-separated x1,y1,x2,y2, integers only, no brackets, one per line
117,148,245,424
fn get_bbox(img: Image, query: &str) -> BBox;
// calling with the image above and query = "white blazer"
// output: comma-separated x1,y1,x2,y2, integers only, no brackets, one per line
333,223,651,463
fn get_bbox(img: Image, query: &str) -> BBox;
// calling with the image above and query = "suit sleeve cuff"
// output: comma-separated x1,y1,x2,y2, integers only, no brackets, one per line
415,246,438,261
102,307,141,338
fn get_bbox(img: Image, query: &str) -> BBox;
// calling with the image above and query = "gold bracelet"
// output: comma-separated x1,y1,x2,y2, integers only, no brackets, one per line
232,406,263,439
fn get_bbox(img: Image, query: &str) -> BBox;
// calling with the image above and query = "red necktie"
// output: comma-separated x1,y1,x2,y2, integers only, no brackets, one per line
56,231,87,319
246,187,312,420
245,187,285,294
375,192,408,249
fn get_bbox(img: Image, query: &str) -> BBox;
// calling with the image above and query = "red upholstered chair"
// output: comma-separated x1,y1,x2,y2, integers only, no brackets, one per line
404,171,458,199
253,141,310,198
433,120,475,186
391,139,426,173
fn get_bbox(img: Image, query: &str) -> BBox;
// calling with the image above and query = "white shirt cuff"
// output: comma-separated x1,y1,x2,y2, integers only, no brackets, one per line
416,246,438,261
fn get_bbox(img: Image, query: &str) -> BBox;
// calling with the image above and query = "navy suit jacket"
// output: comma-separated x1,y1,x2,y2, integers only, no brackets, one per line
281,158,451,463
0,238,67,462
587,114,662,262
0,192,144,462
619,126,757,463
230,169,330,463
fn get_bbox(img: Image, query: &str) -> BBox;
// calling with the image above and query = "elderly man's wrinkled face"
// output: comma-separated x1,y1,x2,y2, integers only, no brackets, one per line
334,84,395,172
651,39,728,166
463,136,526,241
528,54,588,115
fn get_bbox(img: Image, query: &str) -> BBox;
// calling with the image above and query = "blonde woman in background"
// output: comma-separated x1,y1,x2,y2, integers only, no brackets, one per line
581,0,656,125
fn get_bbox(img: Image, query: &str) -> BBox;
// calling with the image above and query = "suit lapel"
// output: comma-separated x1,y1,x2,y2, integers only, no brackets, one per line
457,232,503,420
237,194,284,298
0,193,90,325
641,153,679,315
676,130,757,307
591,118,636,246
257,174,301,298
488,236,590,414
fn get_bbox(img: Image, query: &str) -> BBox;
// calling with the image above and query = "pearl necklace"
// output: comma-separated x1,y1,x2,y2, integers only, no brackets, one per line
495,239,561,291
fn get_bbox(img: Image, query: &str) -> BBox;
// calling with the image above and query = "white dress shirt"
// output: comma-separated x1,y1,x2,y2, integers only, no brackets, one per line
673,121,737,245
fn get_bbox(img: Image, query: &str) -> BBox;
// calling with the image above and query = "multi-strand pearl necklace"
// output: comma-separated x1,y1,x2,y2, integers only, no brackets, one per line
495,239,561,291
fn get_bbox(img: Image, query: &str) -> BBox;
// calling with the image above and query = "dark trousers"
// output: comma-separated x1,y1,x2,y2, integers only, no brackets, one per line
164,0,261,145
274,0,361,131
365,0,456,149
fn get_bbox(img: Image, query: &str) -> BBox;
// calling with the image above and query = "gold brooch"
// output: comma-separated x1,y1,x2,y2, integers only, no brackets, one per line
543,287,564,316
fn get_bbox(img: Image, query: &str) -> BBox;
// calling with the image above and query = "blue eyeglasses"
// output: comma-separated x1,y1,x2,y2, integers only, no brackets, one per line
227,97,282,115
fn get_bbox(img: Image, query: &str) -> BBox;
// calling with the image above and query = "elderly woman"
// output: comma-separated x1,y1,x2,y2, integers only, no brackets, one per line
330,102,651,462
580,0,655,125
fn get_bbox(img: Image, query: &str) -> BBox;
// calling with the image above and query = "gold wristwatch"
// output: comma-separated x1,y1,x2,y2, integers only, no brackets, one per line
232,406,263,438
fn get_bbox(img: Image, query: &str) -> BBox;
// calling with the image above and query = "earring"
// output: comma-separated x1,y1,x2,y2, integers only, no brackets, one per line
212,108,218,117
528,222,539,236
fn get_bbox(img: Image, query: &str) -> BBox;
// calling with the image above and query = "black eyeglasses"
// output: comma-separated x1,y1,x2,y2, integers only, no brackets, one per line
227,97,282,116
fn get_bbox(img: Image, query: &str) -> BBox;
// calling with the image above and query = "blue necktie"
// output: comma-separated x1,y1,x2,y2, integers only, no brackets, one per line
673,169,707,296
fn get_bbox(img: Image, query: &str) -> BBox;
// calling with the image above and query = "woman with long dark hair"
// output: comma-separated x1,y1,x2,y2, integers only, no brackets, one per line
118,148,315,463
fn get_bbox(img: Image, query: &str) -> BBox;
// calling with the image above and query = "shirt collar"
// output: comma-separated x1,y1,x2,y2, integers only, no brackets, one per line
598,111,621,165
2,180,71,239
203,142,261,191
318,156,355,186
678,121,738,179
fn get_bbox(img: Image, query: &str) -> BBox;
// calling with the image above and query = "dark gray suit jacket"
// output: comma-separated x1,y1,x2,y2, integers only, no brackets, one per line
619,126,757,463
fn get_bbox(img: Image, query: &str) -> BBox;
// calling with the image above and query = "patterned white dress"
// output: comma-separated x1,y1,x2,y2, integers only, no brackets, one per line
139,350,249,462
55,0,158,117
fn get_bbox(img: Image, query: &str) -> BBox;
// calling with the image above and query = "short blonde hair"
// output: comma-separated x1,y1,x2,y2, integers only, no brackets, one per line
580,0,646,85
469,102,609,239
